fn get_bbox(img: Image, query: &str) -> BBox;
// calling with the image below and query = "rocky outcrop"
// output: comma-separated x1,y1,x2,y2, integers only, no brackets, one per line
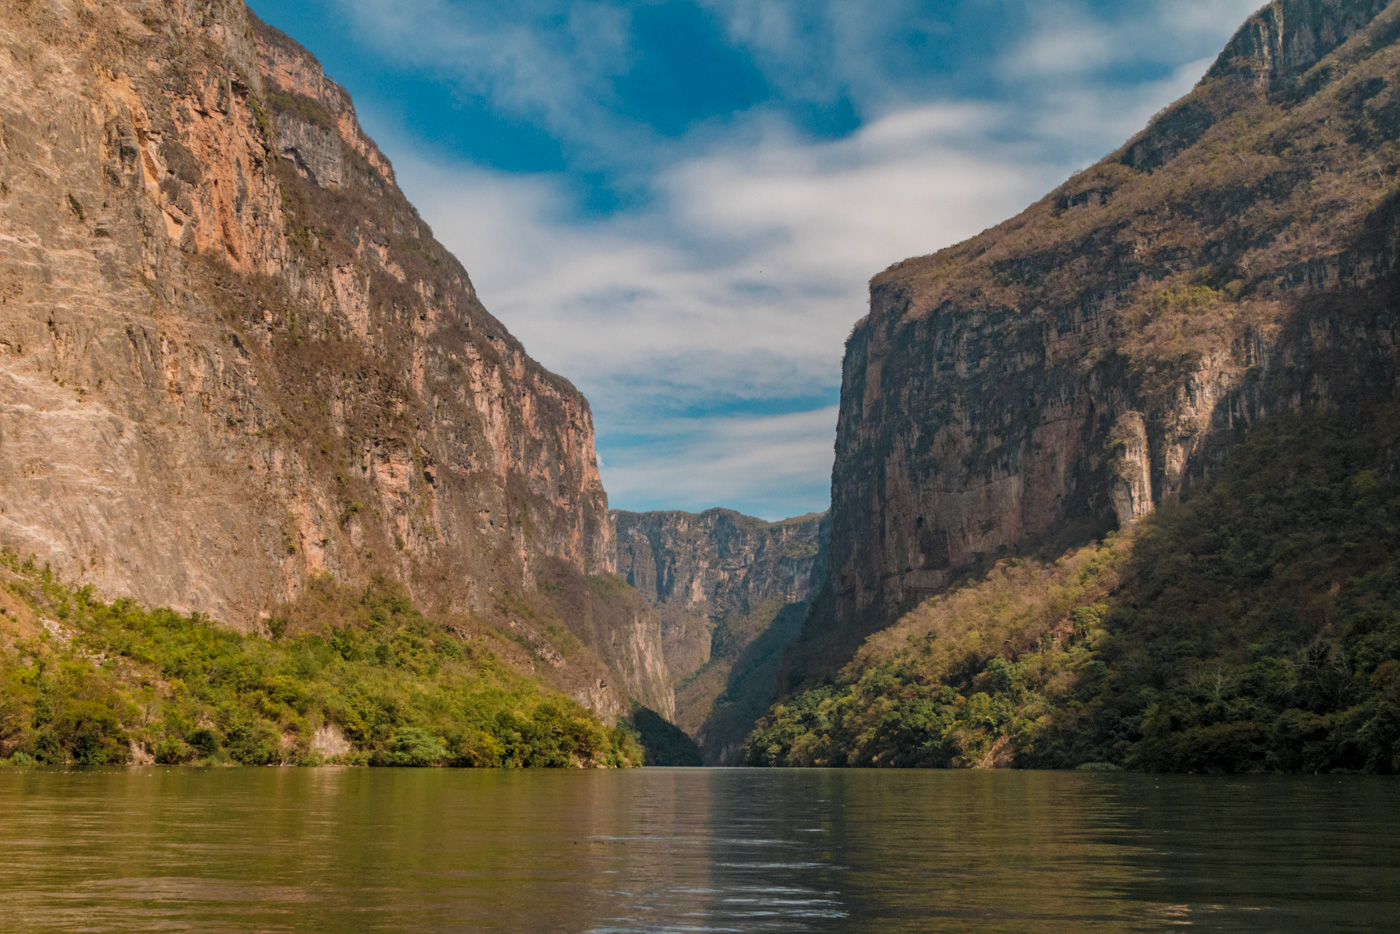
615,508,825,761
790,0,1400,679
1210,0,1393,85
0,1,631,715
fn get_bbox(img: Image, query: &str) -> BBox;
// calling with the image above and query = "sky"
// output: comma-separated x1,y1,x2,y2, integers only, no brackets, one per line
248,0,1265,520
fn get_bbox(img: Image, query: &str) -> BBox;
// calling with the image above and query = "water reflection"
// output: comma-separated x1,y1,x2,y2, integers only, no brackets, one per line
0,768,1395,932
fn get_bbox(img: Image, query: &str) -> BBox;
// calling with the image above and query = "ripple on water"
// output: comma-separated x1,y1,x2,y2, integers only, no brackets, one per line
0,769,1397,932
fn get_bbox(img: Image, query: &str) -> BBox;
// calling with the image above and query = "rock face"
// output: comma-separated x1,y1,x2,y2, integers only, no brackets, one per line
616,510,824,676
792,0,1400,678
0,1,635,715
615,509,825,761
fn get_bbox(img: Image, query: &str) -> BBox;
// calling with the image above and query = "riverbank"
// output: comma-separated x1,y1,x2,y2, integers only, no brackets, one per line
0,556,640,769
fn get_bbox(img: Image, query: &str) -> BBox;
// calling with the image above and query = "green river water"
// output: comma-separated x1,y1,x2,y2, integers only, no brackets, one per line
0,768,1395,932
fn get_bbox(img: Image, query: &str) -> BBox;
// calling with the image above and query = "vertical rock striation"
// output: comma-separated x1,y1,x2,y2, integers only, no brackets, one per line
615,508,826,761
615,509,825,677
790,0,1400,680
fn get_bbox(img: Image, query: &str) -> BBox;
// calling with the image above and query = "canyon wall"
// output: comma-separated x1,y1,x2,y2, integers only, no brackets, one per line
615,508,825,761
787,0,1400,680
0,0,643,716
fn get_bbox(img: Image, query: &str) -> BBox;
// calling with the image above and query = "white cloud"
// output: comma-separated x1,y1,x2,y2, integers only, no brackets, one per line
333,0,640,158
1006,0,1266,79
601,408,840,519
348,0,1268,518
391,100,1048,404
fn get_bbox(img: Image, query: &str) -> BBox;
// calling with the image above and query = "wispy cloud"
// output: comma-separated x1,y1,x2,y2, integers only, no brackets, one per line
601,408,840,518
333,0,635,150
392,102,1046,417
696,0,957,109
1006,0,1265,79
322,0,1267,519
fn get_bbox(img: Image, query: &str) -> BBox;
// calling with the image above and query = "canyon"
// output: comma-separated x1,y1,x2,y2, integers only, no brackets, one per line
0,0,824,758
7,0,1398,772
614,508,825,762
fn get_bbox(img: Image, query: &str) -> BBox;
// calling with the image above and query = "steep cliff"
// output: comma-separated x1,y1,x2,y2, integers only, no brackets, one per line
0,0,647,717
615,508,825,762
787,0,1400,683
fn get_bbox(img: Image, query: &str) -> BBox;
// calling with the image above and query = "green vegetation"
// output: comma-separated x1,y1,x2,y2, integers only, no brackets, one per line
748,411,1400,773
266,90,338,133
0,566,641,769
781,539,821,560
626,704,702,767
677,599,810,764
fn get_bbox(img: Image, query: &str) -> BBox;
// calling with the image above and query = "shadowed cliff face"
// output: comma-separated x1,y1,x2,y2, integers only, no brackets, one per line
789,0,1400,681
614,509,826,762
0,0,634,716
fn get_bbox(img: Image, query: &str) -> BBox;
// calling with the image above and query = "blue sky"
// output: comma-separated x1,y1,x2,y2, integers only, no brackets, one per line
249,0,1264,520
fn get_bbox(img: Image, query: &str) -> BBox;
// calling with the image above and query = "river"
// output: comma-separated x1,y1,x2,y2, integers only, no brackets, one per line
0,768,1395,932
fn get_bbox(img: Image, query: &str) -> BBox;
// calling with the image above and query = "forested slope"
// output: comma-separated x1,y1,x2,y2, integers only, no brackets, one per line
751,412,1400,772
0,555,640,767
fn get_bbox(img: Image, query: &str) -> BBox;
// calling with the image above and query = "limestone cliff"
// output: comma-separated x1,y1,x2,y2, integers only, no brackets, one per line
615,508,825,762
789,0,1400,680
0,0,639,716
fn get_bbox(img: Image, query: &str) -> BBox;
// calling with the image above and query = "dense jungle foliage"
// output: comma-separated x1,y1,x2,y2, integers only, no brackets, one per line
748,410,1400,773
626,704,702,767
0,567,641,768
